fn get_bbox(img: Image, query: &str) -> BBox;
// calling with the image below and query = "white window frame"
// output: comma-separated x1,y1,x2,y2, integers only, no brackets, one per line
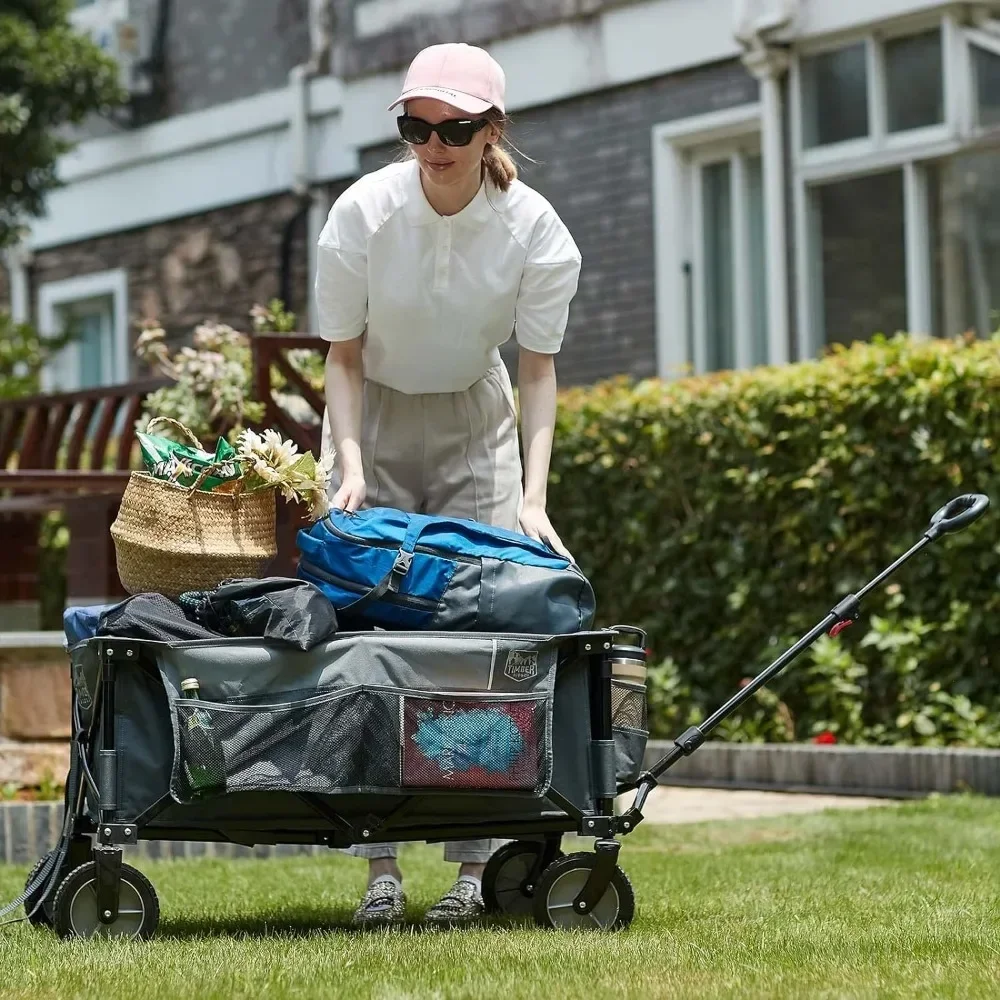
965,23,1000,132
651,103,762,379
791,11,956,174
788,10,998,359
38,268,129,392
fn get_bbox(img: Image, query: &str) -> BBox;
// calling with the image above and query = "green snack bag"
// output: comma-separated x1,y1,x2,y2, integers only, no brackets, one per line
137,431,242,491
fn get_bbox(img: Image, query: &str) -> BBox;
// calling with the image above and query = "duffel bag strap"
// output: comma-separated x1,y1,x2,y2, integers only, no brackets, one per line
340,513,431,612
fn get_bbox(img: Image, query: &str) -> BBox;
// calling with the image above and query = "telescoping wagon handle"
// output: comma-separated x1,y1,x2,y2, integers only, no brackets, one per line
620,493,990,829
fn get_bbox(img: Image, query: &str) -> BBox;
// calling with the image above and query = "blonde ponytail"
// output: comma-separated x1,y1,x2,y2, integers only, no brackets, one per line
482,109,518,191
483,144,517,190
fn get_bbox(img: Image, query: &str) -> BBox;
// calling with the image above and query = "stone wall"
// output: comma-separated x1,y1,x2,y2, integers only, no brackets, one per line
28,192,315,354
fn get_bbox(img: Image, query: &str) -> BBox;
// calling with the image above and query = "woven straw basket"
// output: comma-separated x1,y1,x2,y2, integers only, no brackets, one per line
111,420,277,598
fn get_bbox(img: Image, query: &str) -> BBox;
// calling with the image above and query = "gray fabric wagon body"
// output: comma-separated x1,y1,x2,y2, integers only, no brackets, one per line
69,629,648,848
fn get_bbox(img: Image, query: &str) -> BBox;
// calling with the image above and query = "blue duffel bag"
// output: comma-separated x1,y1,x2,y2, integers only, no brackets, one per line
296,507,596,634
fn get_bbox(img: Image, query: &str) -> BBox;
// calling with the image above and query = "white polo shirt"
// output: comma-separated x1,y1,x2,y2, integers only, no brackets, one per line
314,159,582,394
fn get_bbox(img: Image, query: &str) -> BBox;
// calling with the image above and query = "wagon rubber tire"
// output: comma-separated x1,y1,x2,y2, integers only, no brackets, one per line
23,852,58,928
52,862,159,941
482,841,564,917
23,839,92,929
532,852,635,931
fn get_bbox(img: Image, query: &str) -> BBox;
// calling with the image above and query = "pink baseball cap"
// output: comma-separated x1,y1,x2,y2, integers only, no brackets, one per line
388,43,506,117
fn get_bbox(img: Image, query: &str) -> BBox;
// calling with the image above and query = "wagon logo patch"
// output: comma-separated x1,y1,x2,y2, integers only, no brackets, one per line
504,650,538,683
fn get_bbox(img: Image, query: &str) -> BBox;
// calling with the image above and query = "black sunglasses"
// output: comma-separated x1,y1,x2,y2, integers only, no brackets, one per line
397,114,490,147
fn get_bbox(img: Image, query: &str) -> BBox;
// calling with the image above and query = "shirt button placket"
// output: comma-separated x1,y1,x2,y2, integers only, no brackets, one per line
435,219,452,291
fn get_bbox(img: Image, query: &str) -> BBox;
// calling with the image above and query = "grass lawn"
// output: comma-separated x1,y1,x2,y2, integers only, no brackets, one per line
0,795,996,999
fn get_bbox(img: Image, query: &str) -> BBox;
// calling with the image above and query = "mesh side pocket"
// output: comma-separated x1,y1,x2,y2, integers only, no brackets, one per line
401,693,549,794
612,680,648,789
173,687,400,801
612,680,648,732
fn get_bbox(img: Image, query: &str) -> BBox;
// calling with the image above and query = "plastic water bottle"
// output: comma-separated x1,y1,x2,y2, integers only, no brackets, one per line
180,678,227,797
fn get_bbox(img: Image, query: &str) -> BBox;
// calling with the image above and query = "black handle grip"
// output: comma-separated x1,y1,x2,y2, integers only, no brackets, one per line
925,493,990,540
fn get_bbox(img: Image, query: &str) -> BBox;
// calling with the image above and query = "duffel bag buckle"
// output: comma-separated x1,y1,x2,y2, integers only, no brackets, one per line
390,550,413,591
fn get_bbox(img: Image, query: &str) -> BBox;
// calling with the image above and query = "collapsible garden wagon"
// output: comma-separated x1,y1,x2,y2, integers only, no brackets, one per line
9,493,989,940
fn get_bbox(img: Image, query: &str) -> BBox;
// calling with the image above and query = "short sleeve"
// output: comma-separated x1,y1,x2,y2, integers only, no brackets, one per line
514,210,582,354
315,195,369,343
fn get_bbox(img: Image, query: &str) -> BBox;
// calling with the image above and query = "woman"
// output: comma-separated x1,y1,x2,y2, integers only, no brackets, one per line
315,41,582,928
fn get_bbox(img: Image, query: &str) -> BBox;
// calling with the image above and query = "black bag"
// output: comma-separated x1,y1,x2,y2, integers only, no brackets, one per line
178,578,338,650
97,579,338,651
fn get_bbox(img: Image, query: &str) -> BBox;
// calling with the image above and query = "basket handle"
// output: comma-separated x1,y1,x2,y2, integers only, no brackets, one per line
186,460,247,497
145,416,205,451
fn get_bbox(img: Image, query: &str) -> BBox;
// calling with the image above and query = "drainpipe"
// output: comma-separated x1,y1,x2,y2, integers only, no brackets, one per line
735,1,796,366
280,62,315,323
5,244,31,324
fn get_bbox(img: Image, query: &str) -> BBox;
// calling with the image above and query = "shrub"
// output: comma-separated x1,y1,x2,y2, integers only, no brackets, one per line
550,333,1000,746
0,309,73,399
135,299,323,445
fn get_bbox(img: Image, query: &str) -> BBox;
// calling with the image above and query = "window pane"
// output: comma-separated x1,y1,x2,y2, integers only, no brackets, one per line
815,171,907,346
746,155,769,366
886,30,944,132
801,43,869,148
702,161,735,371
973,45,1000,128
59,295,114,390
930,150,1000,338
77,313,105,389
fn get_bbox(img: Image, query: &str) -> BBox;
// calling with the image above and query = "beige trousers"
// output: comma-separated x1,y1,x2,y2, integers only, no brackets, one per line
322,363,522,864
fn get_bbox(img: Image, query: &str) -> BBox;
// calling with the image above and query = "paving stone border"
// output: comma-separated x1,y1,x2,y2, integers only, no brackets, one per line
644,741,1000,798
0,802,330,865
1,743,996,865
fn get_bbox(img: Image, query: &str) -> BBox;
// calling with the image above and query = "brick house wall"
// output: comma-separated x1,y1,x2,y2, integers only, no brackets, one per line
358,59,759,384
35,58,756,386
330,0,639,79
75,0,312,139
39,1,759,385
162,0,311,117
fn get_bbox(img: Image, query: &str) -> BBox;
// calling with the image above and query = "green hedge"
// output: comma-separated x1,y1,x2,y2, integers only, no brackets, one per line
550,334,1000,747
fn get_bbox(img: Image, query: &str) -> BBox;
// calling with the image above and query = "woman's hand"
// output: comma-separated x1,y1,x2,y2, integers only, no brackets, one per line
519,501,573,561
332,471,366,512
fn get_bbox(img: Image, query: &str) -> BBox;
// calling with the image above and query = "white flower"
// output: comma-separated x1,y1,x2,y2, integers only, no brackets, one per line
135,326,165,352
233,427,329,519
252,459,281,484
250,304,272,331
316,452,335,489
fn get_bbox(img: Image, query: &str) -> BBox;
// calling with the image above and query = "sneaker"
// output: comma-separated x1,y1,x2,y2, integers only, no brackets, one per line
423,878,486,928
352,876,406,928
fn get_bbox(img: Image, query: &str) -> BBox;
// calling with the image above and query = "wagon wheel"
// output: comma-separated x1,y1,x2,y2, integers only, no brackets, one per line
532,852,635,931
52,862,160,941
23,852,59,929
23,839,92,929
482,840,564,917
